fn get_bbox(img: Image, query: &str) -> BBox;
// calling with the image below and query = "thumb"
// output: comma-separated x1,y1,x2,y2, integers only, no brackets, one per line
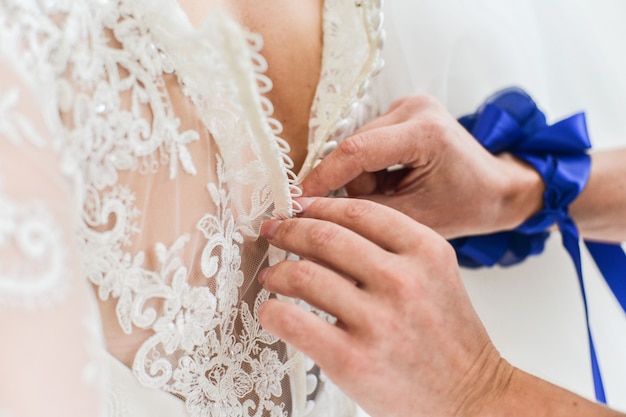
301,123,421,197
300,133,374,197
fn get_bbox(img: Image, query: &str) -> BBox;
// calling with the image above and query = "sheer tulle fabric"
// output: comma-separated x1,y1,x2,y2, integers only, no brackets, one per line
0,1,382,416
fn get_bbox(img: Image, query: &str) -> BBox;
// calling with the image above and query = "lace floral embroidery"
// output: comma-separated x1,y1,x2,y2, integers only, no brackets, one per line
300,0,384,179
1,0,384,416
125,156,294,416
59,2,299,413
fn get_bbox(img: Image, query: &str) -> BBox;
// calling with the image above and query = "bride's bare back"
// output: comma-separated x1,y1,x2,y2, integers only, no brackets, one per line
181,0,324,172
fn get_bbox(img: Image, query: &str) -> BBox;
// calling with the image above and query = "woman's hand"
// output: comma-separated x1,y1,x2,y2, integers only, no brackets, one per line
257,197,626,417
257,197,511,417
300,95,544,239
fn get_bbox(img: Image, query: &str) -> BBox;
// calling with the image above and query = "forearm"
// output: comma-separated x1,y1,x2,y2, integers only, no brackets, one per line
570,148,626,242
482,366,626,417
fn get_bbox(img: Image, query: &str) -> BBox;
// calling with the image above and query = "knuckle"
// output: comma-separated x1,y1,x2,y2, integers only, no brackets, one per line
257,299,278,324
419,116,447,140
375,257,402,283
401,94,440,114
273,308,307,340
402,226,430,251
408,227,444,256
375,257,413,295
425,234,457,262
307,223,339,249
343,199,377,222
258,300,301,338
340,347,369,375
339,134,368,158
388,97,405,111
288,261,317,293
274,218,299,241
419,93,442,108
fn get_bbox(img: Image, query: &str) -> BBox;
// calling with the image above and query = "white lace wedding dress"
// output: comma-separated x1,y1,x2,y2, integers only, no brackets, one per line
0,1,384,416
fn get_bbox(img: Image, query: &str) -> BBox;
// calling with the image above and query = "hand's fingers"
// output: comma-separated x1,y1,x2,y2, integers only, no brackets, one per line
300,94,448,197
259,259,370,329
293,197,433,255
261,216,395,289
300,122,424,197
258,299,358,383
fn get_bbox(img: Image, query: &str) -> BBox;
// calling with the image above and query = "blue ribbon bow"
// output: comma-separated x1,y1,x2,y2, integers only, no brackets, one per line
452,87,626,404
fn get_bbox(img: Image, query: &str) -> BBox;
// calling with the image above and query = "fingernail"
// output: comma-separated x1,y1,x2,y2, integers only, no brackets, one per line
261,219,282,239
294,197,316,212
258,267,269,284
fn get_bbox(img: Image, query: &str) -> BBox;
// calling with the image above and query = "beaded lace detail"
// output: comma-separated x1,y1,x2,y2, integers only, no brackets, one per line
0,0,383,416
301,0,385,180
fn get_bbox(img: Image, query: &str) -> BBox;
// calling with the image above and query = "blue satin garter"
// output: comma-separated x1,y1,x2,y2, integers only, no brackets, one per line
451,87,626,404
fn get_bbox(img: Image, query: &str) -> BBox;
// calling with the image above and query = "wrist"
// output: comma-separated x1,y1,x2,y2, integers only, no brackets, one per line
477,367,626,417
496,153,545,230
452,347,515,417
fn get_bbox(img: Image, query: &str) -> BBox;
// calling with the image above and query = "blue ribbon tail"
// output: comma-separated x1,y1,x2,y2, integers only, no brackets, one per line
585,241,626,315
560,220,607,403
590,335,607,404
